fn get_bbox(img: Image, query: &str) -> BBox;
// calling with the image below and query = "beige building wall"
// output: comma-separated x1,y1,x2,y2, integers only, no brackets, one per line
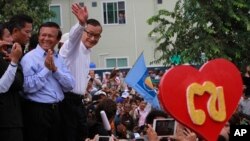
50,0,177,68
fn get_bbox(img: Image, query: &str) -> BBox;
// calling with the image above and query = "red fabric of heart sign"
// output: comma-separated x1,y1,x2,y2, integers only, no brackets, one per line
159,58,243,141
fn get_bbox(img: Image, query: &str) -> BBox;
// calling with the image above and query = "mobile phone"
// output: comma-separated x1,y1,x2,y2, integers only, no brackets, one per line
153,118,176,137
6,44,13,54
134,132,140,138
98,136,111,141
135,137,144,141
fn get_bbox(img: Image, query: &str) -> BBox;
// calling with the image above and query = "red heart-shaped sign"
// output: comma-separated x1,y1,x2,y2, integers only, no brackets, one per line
159,59,243,141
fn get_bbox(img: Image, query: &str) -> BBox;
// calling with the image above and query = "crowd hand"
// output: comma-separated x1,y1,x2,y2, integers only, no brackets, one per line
84,134,118,141
44,49,57,72
9,43,23,63
146,124,160,141
72,3,88,26
219,124,230,141
168,127,197,141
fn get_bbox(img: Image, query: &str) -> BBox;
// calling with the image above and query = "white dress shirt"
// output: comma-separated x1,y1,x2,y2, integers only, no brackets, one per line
0,62,17,93
59,23,91,95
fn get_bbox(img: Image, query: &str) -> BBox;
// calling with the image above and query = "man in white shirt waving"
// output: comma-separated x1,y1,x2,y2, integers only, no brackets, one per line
59,3,102,141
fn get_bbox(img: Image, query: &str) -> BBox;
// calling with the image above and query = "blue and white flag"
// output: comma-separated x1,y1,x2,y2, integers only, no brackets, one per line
125,53,161,109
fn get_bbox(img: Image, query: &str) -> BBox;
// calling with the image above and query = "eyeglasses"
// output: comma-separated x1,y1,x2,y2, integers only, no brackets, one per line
84,29,101,39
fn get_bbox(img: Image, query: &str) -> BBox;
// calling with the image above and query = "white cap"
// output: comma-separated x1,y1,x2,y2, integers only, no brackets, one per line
94,90,107,96
121,91,129,98
60,33,69,43
104,71,110,75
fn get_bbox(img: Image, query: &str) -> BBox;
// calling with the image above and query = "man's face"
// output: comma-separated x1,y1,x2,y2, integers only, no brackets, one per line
13,23,32,46
82,24,102,49
38,27,59,51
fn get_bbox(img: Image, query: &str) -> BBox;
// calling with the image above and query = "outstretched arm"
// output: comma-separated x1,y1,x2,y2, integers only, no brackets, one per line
59,3,89,58
71,3,88,26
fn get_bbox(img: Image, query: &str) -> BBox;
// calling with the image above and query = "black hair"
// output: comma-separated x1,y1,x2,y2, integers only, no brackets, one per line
38,22,62,40
145,110,169,125
0,22,9,39
87,19,101,27
28,33,38,51
95,99,117,122
7,14,33,34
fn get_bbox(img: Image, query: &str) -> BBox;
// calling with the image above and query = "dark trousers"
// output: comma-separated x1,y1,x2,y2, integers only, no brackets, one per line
60,92,88,141
22,100,62,141
0,128,23,141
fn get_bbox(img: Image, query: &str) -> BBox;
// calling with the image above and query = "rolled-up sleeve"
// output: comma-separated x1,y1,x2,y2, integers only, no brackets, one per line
21,56,50,93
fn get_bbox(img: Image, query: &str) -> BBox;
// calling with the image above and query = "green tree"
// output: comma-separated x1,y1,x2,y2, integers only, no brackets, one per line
148,0,250,70
0,0,54,31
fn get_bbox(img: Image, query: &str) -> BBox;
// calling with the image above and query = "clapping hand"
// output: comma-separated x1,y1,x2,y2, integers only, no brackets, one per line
45,49,57,72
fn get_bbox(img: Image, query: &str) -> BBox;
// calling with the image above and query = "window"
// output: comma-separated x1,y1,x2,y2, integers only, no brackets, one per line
79,2,84,7
103,1,126,24
49,5,61,26
92,2,97,7
106,58,128,68
157,0,163,4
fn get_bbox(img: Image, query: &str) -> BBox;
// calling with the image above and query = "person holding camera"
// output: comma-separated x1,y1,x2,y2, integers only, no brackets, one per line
7,14,33,53
0,22,24,141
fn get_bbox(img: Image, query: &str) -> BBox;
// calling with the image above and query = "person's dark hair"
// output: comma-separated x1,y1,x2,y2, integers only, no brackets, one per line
129,98,137,105
0,22,9,39
28,33,38,51
145,110,169,125
87,19,101,27
7,14,33,34
95,99,117,122
38,22,62,40
89,78,94,83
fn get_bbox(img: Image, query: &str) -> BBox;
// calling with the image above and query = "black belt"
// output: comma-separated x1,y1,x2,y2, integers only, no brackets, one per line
24,100,60,110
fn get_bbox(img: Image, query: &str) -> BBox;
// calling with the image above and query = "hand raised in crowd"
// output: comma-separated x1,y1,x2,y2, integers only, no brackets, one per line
85,134,118,141
72,3,88,26
219,122,230,141
168,123,197,141
146,124,160,141
44,49,57,72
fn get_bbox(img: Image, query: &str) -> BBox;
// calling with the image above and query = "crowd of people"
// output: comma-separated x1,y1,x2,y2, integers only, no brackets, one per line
1,3,250,141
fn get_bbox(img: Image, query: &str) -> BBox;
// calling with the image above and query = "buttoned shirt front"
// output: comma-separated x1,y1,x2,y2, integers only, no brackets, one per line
59,23,91,95
21,45,75,103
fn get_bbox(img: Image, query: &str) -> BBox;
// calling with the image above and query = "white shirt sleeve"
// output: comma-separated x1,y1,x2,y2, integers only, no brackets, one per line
59,22,85,58
0,63,18,93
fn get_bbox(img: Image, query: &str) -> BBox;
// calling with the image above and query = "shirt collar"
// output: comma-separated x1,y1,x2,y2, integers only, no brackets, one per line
36,44,58,58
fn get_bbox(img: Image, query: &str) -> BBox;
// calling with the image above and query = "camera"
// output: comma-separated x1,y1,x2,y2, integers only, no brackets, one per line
135,138,144,141
6,44,13,54
153,118,176,137
97,136,111,141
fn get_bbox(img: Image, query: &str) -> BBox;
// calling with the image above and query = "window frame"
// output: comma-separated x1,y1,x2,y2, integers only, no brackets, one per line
102,0,126,25
49,4,63,27
105,57,129,68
